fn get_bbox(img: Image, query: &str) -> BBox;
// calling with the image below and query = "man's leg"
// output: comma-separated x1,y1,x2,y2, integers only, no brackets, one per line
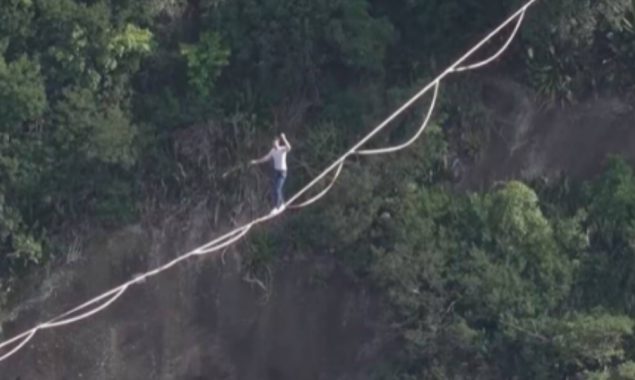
271,172,278,209
275,172,287,208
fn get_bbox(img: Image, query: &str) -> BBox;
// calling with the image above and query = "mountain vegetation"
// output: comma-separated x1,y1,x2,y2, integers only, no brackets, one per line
1,0,635,377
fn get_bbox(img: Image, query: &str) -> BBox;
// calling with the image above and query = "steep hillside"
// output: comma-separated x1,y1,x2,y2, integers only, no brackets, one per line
3,75,635,378
2,205,391,379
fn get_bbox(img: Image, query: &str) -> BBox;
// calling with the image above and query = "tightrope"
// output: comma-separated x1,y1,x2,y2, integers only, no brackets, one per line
0,0,537,363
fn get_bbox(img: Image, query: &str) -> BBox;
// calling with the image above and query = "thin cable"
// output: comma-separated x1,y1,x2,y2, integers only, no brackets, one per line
0,285,126,353
289,161,346,209
193,225,252,255
128,225,252,284
0,330,34,355
0,329,37,362
40,286,129,329
45,286,128,326
1,285,131,359
452,9,526,73
192,224,252,255
0,0,538,363
356,81,440,155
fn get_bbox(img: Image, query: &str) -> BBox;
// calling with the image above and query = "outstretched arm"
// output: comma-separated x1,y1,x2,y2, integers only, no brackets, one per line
280,133,291,151
250,150,272,165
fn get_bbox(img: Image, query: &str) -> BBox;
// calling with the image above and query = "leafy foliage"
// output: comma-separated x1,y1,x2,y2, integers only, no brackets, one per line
203,0,394,109
0,56,46,128
181,31,230,99
523,0,635,101
107,23,154,73
337,163,635,378
576,158,635,313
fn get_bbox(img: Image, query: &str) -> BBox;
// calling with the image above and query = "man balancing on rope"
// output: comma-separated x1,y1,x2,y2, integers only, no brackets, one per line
250,133,292,215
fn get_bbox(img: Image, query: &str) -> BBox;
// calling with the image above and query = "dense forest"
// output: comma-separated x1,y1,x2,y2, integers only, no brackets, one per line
2,0,635,378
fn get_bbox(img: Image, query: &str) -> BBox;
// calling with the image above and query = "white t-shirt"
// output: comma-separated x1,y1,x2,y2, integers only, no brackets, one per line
267,147,289,171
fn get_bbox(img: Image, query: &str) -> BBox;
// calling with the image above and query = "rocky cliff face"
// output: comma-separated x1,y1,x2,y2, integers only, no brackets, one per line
460,77,635,188
1,203,390,379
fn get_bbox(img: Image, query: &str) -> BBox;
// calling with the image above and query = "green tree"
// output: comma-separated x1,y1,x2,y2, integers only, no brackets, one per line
52,87,137,167
0,56,47,128
551,314,634,374
205,0,394,108
569,158,635,314
181,31,230,100
107,23,154,74
513,313,635,379
0,0,34,56
368,180,582,378
452,182,572,318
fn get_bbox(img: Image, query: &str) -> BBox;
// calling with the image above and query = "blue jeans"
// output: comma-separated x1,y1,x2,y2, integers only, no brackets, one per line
273,170,287,208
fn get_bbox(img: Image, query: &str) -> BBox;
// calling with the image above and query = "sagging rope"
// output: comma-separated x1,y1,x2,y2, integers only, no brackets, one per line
0,0,537,363
356,81,440,156
289,161,345,209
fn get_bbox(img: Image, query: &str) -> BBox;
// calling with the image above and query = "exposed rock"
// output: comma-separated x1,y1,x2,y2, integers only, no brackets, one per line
460,77,635,188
